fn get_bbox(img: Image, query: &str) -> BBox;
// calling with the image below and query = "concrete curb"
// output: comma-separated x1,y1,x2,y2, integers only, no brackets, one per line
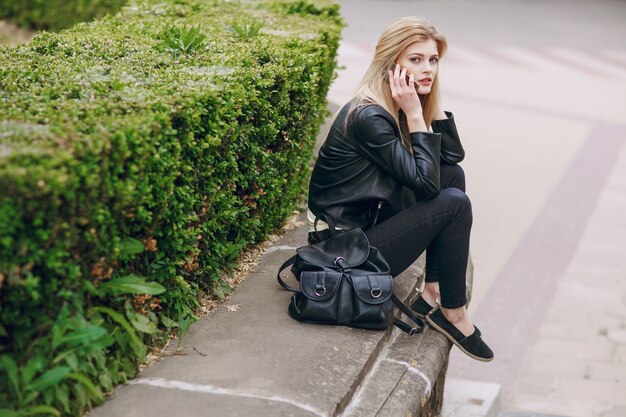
337,257,476,417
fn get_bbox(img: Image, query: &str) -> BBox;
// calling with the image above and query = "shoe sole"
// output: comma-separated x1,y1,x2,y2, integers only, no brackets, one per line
426,315,494,362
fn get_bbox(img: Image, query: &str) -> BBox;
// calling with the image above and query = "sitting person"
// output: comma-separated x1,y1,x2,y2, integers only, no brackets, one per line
307,16,493,362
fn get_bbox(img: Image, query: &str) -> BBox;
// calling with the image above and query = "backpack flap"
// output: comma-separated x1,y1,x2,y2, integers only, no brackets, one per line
299,271,343,301
296,228,370,268
351,274,393,305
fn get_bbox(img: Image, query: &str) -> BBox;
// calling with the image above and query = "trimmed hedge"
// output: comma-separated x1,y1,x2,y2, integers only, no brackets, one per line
0,0,127,32
0,0,342,414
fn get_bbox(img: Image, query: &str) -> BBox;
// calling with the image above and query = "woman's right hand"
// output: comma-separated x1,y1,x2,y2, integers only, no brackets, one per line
388,64,427,132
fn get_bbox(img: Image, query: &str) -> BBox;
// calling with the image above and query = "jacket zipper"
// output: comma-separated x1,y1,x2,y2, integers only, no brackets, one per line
371,201,383,227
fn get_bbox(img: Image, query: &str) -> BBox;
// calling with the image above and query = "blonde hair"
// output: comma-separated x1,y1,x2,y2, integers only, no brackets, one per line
346,17,447,149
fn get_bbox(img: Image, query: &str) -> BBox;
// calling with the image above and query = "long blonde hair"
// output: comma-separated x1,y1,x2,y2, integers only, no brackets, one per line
346,17,447,149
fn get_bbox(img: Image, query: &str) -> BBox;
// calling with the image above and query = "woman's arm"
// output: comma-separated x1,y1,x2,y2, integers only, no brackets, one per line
432,111,465,164
353,106,442,199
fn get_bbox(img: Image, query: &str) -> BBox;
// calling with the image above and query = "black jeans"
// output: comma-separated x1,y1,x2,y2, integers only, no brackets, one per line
364,164,471,309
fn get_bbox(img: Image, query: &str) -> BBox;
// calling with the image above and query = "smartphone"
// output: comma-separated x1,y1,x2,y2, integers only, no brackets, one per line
390,62,416,86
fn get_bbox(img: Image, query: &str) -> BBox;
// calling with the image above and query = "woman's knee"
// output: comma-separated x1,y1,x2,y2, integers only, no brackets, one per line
440,164,466,192
439,188,472,218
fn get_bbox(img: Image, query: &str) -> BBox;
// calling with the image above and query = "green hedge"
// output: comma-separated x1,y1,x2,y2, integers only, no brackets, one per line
0,0,342,414
0,0,127,32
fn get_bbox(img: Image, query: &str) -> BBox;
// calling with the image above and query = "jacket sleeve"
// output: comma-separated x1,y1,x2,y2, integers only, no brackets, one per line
431,111,465,164
352,106,441,199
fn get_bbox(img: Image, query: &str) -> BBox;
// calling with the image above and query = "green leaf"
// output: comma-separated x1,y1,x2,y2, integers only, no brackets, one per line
58,325,107,347
213,285,226,301
130,313,159,334
51,306,69,350
118,238,145,259
0,356,21,401
98,372,113,392
74,382,87,408
83,280,102,296
0,409,19,417
26,366,70,392
42,388,54,407
51,324,63,351
163,25,205,53
23,391,38,406
54,384,70,413
88,307,146,359
99,274,166,295
67,372,104,404
20,405,61,416
21,356,47,386
229,19,264,39
161,315,178,329
164,37,179,50
64,353,78,371
175,315,192,350
0,323,7,337
87,334,115,351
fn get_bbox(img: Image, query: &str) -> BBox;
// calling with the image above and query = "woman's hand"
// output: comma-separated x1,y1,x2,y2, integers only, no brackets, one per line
388,64,427,132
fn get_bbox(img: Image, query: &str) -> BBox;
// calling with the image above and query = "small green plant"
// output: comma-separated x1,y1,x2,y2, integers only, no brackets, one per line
163,25,206,53
228,18,264,40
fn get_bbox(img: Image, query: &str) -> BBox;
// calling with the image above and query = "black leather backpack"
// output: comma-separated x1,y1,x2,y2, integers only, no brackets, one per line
277,226,424,335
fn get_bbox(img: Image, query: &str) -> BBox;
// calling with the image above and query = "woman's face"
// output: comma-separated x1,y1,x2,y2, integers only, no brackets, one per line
397,39,439,95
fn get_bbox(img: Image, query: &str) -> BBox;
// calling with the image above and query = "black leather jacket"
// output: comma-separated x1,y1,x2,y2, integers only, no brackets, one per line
308,102,464,231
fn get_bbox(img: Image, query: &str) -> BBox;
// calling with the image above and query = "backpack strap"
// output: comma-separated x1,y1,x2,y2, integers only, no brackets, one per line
313,213,340,241
394,318,420,335
391,294,425,335
276,254,299,292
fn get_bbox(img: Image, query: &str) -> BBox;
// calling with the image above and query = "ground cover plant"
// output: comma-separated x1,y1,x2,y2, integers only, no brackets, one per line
0,0,342,414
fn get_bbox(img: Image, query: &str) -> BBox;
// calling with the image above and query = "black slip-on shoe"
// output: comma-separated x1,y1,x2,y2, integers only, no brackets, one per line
412,297,480,336
426,307,494,362
410,295,436,318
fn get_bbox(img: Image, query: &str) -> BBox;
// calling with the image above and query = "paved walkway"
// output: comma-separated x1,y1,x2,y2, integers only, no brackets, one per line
501,142,626,417
332,1,626,413
436,43,626,417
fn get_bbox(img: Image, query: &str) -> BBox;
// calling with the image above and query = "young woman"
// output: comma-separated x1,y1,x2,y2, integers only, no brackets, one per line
307,17,493,362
